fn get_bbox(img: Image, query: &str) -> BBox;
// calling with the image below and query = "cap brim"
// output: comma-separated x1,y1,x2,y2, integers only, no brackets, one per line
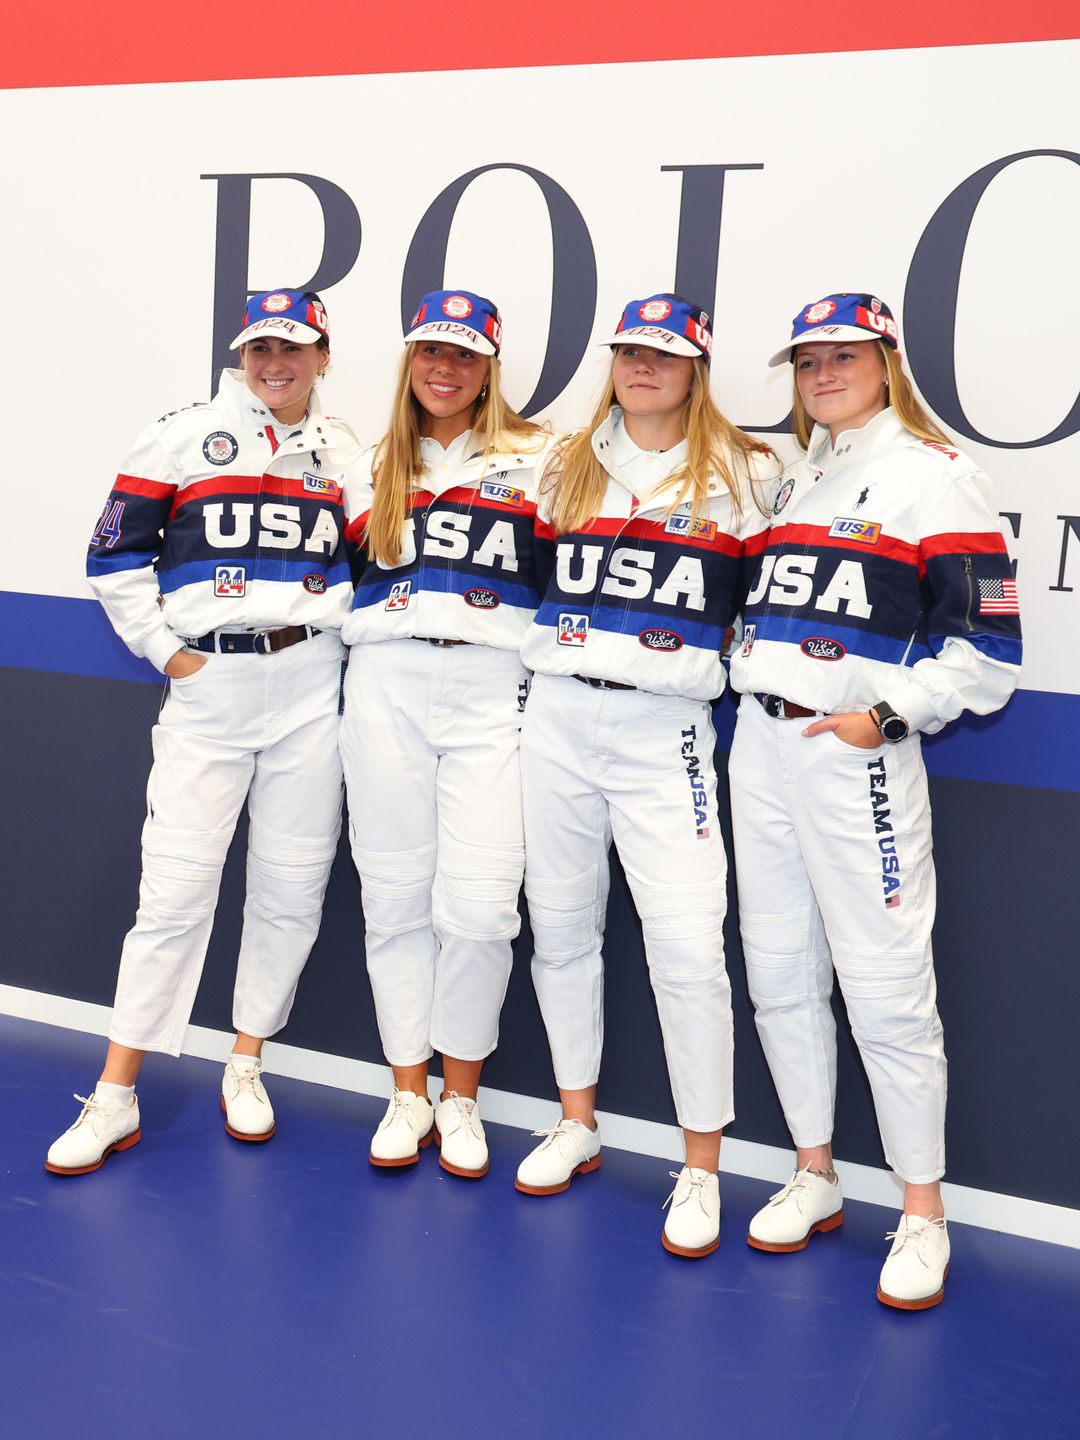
768,325,880,367
404,321,497,356
230,317,325,349
598,326,701,358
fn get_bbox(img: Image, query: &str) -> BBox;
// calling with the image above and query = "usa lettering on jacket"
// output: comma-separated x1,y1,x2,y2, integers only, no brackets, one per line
341,434,560,650
729,407,1022,733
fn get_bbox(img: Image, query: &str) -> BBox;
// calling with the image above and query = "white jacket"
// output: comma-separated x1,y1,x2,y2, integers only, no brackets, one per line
342,429,560,649
87,371,362,671
728,408,1022,732
520,410,780,701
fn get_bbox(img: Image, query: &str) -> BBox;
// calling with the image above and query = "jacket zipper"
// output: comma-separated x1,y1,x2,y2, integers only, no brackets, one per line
963,555,974,632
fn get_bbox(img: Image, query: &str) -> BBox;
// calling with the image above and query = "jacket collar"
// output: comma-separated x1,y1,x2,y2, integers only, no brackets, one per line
217,368,339,452
591,407,727,508
805,405,907,478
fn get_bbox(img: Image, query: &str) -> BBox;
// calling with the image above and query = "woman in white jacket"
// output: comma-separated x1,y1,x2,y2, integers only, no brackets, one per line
47,289,359,1174
340,290,556,1180
514,293,778,1257
729,292,1022,1308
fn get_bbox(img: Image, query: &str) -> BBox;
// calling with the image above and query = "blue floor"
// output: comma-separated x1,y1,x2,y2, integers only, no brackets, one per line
3,1014,1078,1439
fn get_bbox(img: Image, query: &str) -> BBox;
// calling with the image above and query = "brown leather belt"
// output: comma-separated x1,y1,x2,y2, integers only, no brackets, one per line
415,637,470,648
186,625,317,655
755,692,817,720
574,674,637,691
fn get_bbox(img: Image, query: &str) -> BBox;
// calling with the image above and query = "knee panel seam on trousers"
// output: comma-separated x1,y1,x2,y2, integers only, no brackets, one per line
526,870,604,964
639,914,726,981
136,853,222,922
245,854,334,920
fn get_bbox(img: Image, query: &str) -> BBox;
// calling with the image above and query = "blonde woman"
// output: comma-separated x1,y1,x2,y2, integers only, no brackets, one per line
729,292,1022,1308
514,294,779,1258
340,290,557,1178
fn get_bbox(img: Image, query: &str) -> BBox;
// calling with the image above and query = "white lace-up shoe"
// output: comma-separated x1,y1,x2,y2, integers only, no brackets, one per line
877,1214,950,1310
45,1092,142,1175
662,1167,721,1258
434,1092,489,1178
747,1168,844,1252
515,1118,602,1195
221,1058,276,1142
369,1089,436,1168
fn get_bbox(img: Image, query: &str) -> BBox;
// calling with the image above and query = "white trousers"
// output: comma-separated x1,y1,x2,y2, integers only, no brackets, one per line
729,692,946,1184
109,630,345,1056
340,639,528,1066
522,673,734,1133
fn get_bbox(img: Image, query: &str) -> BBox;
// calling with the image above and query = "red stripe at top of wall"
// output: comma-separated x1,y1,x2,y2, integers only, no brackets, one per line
4,1,1077,89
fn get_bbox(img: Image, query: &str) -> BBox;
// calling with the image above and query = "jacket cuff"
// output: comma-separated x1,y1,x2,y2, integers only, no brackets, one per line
880,678,948,737
144,628,186,674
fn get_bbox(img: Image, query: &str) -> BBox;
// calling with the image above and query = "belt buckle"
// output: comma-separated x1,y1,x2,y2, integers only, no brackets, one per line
252,632,272,655
763,694,783,719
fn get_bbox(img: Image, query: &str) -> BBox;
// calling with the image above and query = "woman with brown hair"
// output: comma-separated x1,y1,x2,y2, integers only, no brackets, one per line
729,292,1022,1307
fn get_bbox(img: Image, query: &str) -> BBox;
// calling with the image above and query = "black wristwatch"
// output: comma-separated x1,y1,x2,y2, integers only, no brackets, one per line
870,701,909,743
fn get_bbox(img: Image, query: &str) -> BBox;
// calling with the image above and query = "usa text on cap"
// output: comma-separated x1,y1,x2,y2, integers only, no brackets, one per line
596,294,713,362
230,290,329,349
404,290,502,357
768,292,898,367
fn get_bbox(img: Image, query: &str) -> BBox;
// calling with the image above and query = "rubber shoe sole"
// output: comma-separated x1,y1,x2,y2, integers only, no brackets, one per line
877,1264,949,1311
433,1126,489,1180
220,1097,275,1143
515,1153,602,1196
662,1231,720,1260
369,1122,435,1169
44,1128,141,1176
747,1207,844,1253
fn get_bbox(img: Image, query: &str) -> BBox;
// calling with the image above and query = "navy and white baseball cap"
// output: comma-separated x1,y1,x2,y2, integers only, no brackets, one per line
404,290,502,356
768,292,899,366
230,290,329,348
597,294,713,363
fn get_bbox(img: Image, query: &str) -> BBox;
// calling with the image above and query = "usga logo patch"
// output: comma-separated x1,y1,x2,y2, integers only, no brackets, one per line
464,588,500,608
639,629,683,651
303,573,328,594
558,613,589,645
386,580,412,611
828,517,882,544
480,481,525,507
203,431,238,466
214,566,246,597
800,636,846,661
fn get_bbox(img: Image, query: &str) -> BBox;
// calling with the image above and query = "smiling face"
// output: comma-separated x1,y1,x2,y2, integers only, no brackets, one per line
410,342,490,442
612,344,695,422
794,340,888,442
241,336,326,425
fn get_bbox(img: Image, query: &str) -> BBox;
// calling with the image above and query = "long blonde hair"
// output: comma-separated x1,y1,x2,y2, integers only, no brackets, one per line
791,340,952,449
365,346,545,566
543,357,774,536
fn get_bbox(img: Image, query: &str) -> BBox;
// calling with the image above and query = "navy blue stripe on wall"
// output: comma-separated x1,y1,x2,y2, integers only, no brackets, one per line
3,588,1077,792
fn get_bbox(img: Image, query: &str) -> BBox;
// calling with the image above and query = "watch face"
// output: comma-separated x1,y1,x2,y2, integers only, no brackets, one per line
881,715,908,742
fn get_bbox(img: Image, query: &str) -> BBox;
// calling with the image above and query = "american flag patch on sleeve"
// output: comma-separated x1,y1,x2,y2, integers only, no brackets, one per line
978,577,1020,614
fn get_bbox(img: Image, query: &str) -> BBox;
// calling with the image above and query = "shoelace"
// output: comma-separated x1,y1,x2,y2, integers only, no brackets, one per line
383,1088,429,1129
71,1092,120,1136
229,1065,265,1100
768,1170,820,1211
883,1216,947,1268
444,1091,483,1138
662,1170,712,1214
530,1119,589,1159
